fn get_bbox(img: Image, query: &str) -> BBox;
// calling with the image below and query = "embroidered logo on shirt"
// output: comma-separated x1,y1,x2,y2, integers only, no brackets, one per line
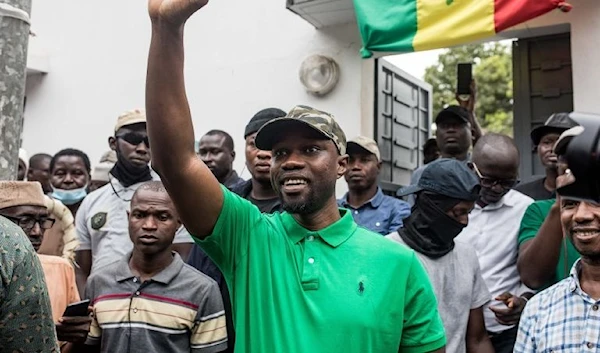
91,212,107,230
358,281,365,295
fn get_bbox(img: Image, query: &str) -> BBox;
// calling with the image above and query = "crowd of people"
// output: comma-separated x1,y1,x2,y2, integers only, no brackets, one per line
1,1,599,353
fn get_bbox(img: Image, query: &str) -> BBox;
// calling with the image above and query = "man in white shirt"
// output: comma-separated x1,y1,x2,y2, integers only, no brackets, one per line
75,110,193,288
389,159,493,353
456,133,534,353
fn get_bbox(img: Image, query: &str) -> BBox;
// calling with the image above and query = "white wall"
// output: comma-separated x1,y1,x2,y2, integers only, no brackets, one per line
567,1,600,114
24,0,363,195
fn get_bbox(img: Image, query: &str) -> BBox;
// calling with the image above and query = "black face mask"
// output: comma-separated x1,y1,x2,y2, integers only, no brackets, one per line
109,146,152,188
399,192,467,258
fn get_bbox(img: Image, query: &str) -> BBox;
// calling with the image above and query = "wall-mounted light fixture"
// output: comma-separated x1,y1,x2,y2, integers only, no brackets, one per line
299,55,340,97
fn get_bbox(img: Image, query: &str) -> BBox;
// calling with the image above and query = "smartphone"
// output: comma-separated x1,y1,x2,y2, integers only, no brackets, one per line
62,299,91,317
457,63,473,97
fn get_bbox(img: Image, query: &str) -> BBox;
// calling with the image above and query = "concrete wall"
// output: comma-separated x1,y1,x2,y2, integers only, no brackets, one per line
24,0,364,195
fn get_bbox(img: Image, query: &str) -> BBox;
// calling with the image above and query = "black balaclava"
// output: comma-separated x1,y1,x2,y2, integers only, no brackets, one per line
109,145,152,187
399,191,468,258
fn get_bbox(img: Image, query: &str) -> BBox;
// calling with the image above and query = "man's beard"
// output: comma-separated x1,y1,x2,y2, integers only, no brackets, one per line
280,182,335,215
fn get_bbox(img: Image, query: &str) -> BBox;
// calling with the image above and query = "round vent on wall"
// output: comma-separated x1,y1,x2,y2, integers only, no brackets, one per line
299,55,340,97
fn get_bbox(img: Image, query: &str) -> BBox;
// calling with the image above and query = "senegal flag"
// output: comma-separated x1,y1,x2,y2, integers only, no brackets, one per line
354,0,572,58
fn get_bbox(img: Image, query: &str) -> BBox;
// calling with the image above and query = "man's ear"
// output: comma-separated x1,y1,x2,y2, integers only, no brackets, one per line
231,150,236,160
337,154,348,179
109,136,117,151
377,161,382,172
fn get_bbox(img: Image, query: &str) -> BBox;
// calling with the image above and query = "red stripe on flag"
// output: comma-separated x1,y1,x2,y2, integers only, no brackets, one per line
494,0,561,33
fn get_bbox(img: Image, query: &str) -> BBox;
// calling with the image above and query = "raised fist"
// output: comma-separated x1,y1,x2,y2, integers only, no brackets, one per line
148,0,208,26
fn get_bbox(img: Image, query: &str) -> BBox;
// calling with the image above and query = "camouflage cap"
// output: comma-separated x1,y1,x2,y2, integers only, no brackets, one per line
347,136,381,161
255,105,347,155
114,109,146,132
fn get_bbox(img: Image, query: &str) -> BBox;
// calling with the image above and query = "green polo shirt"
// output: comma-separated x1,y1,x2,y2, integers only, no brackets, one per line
197,186,445,353
518,199,579,287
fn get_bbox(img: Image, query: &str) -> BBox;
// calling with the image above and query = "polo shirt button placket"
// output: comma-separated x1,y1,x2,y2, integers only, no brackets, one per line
133,308,138,314
301,234,319,290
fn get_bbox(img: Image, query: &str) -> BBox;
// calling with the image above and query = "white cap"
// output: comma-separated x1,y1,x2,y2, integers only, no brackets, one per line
91,162,114,182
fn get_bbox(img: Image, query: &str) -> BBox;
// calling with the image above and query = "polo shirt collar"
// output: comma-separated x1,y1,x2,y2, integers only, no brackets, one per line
115,252,184,284
283,209,357,248
370,187,385,207
340,187,385,208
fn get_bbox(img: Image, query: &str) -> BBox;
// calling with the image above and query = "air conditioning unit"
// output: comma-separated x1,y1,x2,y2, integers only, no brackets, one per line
27,34,49,75
286,0,356,29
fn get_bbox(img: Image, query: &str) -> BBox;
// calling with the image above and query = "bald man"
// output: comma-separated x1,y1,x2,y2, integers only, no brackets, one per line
456,133,534,353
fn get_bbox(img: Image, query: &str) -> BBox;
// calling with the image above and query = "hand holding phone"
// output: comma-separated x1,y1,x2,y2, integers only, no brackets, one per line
58,299,93,343
62,299,91,317
457,63,473,100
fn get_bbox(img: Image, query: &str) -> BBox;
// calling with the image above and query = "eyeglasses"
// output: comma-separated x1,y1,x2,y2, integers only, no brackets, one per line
472,163,519,189
117,132,150,148
2,215,55,231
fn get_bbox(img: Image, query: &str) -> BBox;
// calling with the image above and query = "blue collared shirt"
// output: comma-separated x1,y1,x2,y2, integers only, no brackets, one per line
515,259,600,352
338,187,411,235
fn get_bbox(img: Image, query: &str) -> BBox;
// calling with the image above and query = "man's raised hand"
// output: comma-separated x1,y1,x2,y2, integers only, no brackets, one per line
148,0,208,26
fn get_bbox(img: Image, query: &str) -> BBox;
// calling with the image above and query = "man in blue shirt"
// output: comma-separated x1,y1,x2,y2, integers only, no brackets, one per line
338,136,410,235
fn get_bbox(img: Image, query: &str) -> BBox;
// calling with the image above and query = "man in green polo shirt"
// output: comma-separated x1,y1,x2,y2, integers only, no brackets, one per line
517,127,582,289
144,1,446,352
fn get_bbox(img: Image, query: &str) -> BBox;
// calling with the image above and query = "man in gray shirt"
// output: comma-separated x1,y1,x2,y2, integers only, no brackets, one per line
388,159,492,353
79,181,226,353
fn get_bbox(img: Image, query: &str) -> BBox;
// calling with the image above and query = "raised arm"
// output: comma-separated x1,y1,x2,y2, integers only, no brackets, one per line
517,201,563,289
457,80,483,145
145,0,223,238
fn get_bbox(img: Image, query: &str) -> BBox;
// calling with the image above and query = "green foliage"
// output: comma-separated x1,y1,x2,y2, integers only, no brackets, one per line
424,42,513,136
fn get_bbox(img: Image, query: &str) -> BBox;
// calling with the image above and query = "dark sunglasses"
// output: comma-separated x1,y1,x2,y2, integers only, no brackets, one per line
116,132,150,148
472,163,519,189
2,215,55,231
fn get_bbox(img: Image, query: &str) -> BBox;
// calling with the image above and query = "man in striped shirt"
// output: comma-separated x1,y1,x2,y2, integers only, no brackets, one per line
81,181,227,353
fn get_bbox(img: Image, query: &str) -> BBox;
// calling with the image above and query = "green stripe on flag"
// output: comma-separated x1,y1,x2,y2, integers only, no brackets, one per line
353,0,418,58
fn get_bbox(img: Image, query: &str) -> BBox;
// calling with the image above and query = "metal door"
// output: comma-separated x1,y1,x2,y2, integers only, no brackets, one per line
375,58,432,194
513,33,573,179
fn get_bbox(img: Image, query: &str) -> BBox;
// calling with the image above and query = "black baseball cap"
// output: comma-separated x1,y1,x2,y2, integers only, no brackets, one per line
244,108,286,138
397,159,480,201
530,112,578,146
435,105,470,125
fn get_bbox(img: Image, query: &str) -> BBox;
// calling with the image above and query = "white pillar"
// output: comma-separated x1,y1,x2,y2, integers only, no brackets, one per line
570,1,600,114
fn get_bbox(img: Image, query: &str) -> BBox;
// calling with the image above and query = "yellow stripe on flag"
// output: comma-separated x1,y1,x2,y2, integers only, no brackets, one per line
413,0,496,52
